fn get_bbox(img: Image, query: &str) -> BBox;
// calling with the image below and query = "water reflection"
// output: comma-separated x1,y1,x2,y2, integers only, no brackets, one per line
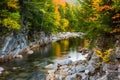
0,37,87,80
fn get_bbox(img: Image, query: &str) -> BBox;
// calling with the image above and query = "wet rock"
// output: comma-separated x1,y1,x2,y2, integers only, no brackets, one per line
107,64,118,70
107,72,118,80
59,65,68,70
58,75,64,80
65,73,82,80
59,68,69,77
0,67,4,75
86,50,93,61
0,67,4,72
85,70,90,74
86,64,95,73
115,47,120,59
45,64,54,69
75,73,82,80
57,59,72,65
76,65,86,73
97,75,108,80
78,48,89,54
47,70,56,79
52,32,82,42
27,50,34,54
102,63,118,72
70,66,76,75
13,55,23,59
81,73,89,80
48,70,55,74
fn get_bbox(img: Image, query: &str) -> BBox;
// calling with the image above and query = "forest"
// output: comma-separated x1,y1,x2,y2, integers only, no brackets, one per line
0,0,120,80
0,0,120,37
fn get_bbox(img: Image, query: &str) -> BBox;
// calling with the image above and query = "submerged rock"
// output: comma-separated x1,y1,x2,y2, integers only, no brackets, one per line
27,50,34,54
45,64,54,69
13,55,23,59
27,71,45,80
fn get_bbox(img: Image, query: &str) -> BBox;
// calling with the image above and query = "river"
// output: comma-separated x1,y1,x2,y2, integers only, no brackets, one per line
0,37,88,80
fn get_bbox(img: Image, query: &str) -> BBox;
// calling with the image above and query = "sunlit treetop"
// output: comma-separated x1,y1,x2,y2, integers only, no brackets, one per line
53,0,66,6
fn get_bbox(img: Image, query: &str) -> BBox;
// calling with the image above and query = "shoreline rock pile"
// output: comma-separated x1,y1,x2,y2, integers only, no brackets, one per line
52,32,84,42
46,48,120,80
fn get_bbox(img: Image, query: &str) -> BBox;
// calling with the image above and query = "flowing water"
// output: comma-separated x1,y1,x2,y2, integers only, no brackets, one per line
0,38,87,80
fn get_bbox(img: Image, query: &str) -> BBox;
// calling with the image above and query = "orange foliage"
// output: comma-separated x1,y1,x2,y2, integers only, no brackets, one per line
88,14,99,21
53,0,66,26
112,13,120,19
53,0,66,6
88,17,97,21
110,28,120,33
97,5,112,11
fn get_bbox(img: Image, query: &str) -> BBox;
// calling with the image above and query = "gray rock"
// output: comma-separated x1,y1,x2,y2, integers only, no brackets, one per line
45,64,54,69
48,70,55,74
57,59,72,65
27,50,34,54
102,63,118,72
65,73,82,80
0,67,4,75
60,65,68,69
76,65,86,73
107,64,118,70
115,47,120,59
60,69,69,77
97,75,108,80
85,70,89,74
102,63,108,71
58,75,64,80
71,66,76,74
86,64,95,73
81,73,89,80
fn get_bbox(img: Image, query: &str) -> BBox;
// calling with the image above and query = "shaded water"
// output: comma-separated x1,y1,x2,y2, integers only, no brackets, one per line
0,38,87,80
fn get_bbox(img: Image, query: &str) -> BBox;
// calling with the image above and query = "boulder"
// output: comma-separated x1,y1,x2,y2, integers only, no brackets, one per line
65,73,82,80
0,67,4,75
97,75,108,80
75,65,86,73
57,59,72,66
45,64,54,69
86,64,95,73
47,70,56,80
28,50,34,54
81,73,89,80
115,47,120,59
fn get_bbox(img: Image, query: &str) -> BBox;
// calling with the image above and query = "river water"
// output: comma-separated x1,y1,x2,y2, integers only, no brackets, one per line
0,38,87,80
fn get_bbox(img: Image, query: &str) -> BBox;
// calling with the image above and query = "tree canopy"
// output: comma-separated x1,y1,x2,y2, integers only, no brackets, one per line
0,0,120,37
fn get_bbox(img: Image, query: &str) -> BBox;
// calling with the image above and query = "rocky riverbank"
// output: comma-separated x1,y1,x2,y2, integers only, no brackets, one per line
0,32,83,62
52,32,83,42
22,32,83,54
46,47,120,80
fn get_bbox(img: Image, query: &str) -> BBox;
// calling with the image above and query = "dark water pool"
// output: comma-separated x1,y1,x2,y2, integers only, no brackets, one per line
0,38,87,80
